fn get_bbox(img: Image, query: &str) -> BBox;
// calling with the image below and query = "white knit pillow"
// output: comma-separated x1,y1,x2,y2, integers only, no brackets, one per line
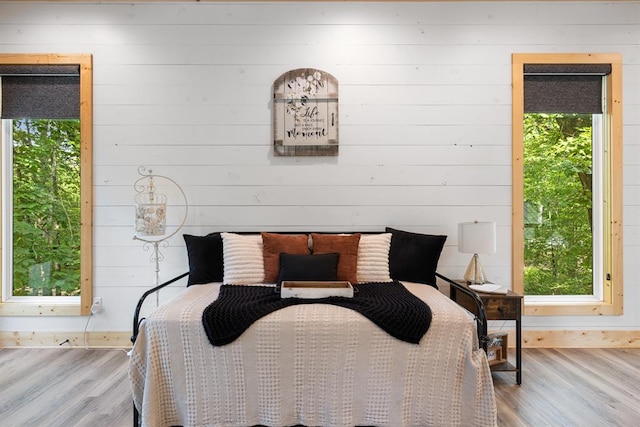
356,233,392,283
221,232,264,285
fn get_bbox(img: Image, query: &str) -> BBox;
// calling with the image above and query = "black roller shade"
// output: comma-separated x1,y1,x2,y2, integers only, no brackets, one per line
524,64,612,114
0,64,80,76
0,64,80,119
524,64,611,76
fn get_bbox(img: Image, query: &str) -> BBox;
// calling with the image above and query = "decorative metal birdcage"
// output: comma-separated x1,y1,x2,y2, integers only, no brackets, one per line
134,173,167,236
133,167,188,299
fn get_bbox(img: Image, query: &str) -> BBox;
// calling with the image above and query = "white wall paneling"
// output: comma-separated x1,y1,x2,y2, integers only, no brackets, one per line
0,1,638,340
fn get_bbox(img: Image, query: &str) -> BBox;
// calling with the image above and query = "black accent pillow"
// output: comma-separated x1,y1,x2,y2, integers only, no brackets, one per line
277,253,340,285
183,233,224,286
385,227,447,288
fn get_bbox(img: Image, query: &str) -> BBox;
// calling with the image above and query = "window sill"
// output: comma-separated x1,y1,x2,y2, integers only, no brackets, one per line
0,302,82,316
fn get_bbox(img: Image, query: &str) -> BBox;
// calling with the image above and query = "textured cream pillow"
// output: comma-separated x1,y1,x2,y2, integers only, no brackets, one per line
357,233,392,283
221,232,264,284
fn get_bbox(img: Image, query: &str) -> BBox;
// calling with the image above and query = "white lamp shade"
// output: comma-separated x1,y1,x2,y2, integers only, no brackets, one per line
458,222,496,255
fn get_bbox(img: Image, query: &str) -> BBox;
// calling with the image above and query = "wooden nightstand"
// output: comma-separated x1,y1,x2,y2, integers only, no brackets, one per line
450,281,523,384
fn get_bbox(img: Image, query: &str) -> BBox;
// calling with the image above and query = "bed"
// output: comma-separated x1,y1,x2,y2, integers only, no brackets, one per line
129,229,497,427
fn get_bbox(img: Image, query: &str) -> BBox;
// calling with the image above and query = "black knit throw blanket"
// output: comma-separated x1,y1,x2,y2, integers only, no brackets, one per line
202,281,432,346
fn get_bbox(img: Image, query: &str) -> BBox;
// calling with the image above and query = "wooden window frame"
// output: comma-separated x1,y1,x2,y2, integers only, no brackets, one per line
0,53,93,316
512,53,623,316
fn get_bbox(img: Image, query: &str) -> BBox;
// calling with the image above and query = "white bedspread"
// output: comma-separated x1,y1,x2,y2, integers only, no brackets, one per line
129,281,497,427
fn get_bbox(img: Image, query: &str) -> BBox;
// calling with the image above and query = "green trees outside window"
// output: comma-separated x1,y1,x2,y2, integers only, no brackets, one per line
10,119,81,296
523,113,594,296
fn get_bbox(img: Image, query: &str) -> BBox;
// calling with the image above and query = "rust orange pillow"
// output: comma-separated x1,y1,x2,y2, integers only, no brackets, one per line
310,233,361,283
261,232,309,283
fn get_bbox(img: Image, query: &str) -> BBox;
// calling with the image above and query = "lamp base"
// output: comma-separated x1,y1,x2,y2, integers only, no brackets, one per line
464,253,488,284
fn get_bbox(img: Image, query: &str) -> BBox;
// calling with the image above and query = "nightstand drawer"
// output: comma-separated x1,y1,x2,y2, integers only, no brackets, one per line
483,297,520,320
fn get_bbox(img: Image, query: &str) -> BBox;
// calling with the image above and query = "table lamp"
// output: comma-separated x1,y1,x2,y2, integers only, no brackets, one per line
458,221,496,285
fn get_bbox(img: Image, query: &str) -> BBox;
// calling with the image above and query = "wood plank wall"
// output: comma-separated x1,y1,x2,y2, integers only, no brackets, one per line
0,1,638,343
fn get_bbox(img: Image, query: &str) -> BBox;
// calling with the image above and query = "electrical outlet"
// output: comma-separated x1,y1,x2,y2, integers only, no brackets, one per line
92,297,102,314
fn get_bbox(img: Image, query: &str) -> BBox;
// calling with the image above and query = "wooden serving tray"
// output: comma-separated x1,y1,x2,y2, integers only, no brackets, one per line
280,281,354,299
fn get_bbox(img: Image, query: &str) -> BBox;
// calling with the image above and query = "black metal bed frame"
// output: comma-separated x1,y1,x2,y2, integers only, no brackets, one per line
130,272,488,427
435,272,490,350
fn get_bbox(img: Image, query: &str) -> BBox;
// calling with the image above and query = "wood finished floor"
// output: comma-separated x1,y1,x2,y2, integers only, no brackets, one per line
1,347,639,426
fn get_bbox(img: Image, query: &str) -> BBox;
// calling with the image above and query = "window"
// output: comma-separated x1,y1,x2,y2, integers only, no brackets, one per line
512,53,622,316
0,54,93,316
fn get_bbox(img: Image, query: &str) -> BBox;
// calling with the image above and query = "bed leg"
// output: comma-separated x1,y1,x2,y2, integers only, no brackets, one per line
133,402,139,427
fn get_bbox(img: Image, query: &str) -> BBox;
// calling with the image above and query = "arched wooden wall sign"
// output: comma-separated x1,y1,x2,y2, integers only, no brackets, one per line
273,68,338,156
